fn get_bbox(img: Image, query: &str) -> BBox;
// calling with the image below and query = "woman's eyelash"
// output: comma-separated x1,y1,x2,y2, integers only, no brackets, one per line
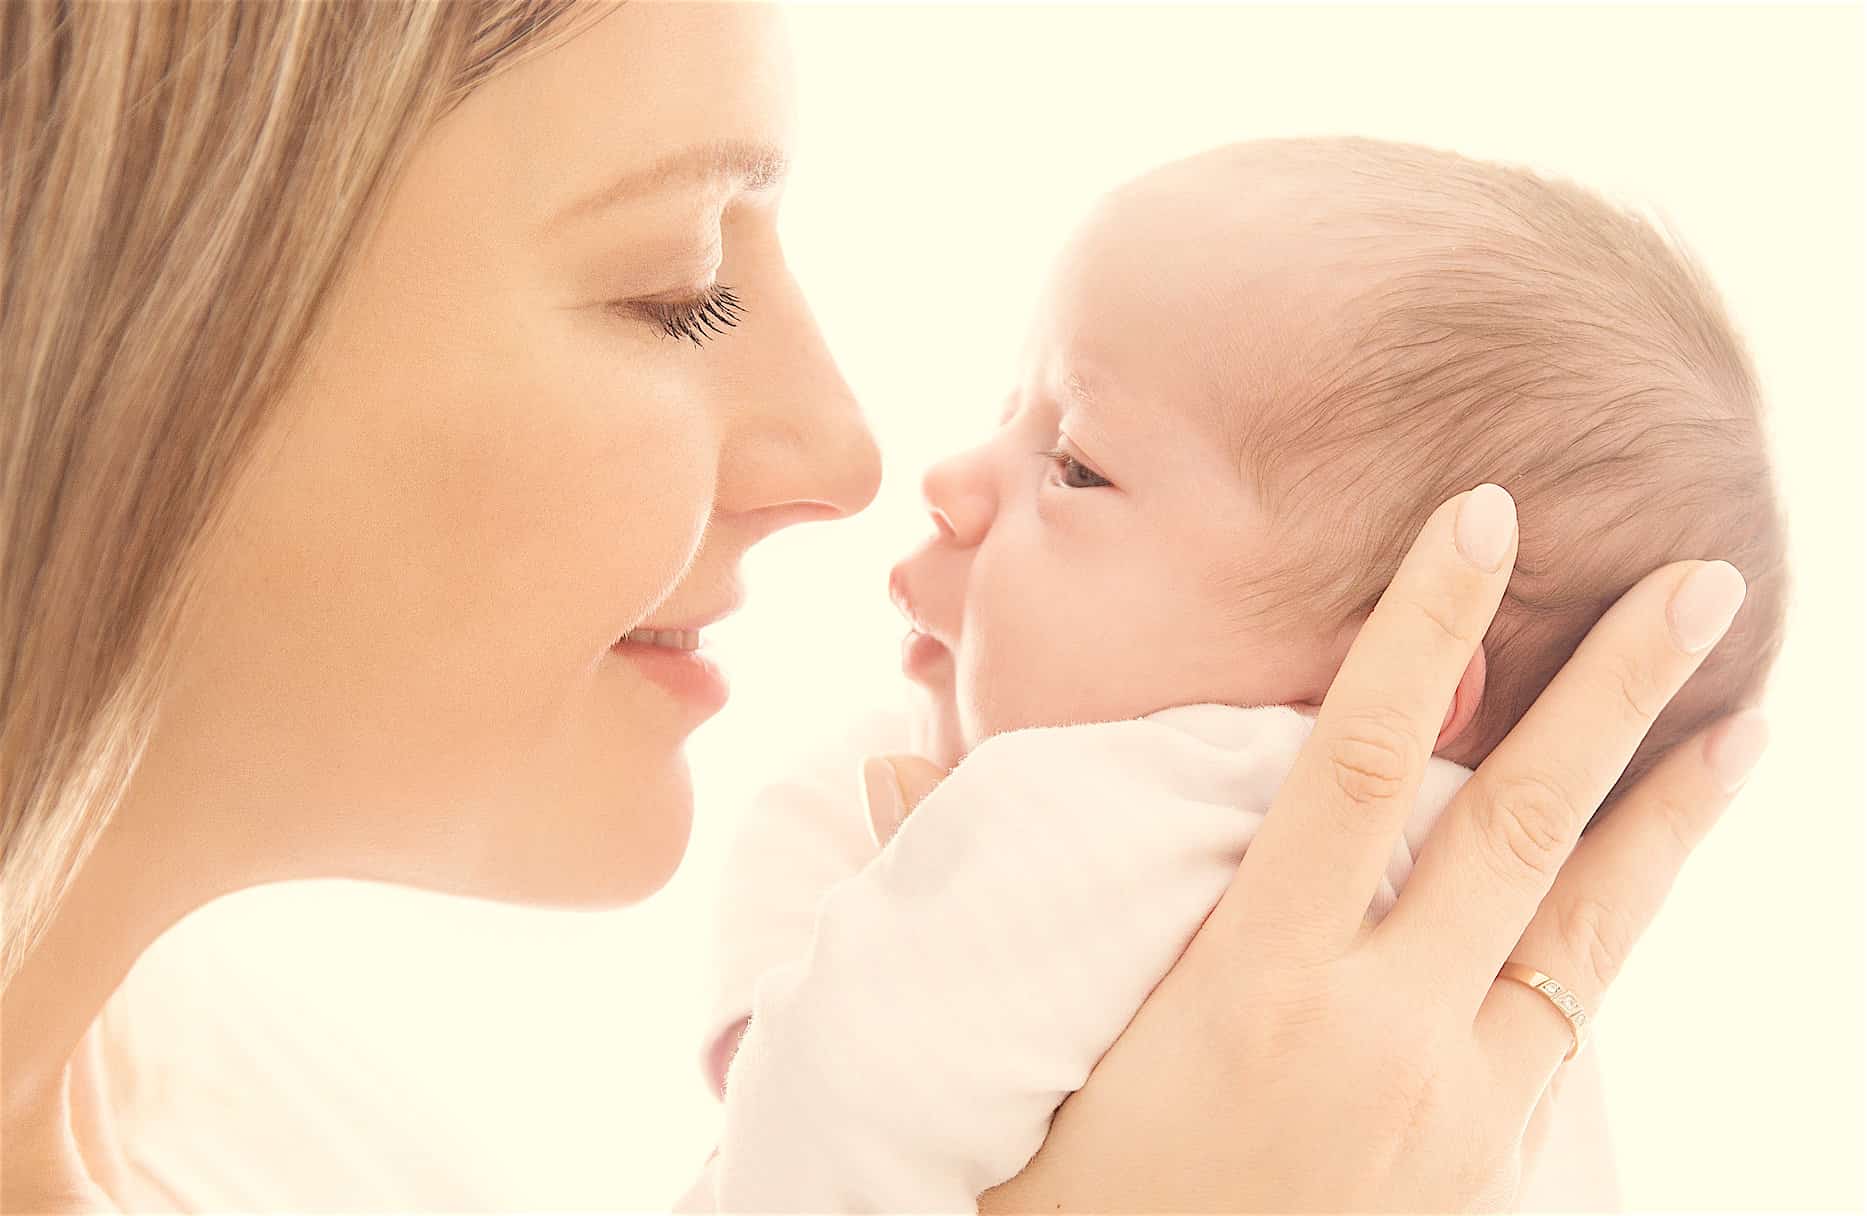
635,283,745,347
1037,447,1111,489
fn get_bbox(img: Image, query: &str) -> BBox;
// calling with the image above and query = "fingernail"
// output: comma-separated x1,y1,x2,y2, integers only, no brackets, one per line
861,757,907,847
1667,561,1746,654
1455,483,1516,571
1704,708,1768,794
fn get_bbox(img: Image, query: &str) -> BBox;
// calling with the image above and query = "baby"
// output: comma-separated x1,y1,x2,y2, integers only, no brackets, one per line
679,137,1787,1212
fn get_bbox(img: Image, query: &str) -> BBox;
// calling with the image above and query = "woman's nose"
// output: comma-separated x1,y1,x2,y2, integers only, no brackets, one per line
920,446,995,546
722,275,882,537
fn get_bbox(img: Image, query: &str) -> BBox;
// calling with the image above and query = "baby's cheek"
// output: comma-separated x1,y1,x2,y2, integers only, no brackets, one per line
962,545,1103,732
956,645,1028,747
962,641,1078,740
908,671,970,771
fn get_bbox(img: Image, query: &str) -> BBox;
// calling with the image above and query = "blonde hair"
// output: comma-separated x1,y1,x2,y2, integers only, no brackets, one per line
0,0,618,992
1216,137,1788,820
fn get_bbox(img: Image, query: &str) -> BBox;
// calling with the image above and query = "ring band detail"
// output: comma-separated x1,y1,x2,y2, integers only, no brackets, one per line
1498,961,1590,1062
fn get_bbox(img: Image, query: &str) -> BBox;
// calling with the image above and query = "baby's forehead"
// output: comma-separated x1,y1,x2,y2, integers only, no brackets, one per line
1028,153,1384,444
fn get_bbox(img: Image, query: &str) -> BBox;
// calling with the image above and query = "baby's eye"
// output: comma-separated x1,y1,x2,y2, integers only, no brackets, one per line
1036,447,1111,490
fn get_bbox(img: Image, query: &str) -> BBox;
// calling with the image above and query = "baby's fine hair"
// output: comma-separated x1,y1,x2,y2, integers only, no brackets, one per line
1224,137,1787,823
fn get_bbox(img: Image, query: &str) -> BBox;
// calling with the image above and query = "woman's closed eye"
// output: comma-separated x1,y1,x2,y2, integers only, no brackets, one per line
612,281,746,347
1037,446,1112,490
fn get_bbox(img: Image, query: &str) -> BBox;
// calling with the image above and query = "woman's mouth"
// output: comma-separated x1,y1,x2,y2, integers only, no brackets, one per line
619,626,701,651
611,629,728,715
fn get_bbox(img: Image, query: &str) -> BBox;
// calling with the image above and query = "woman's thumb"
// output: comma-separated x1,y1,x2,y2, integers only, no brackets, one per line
860,753,948,847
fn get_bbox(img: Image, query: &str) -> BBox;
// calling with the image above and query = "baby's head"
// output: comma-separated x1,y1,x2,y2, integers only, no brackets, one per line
890,136,1786,818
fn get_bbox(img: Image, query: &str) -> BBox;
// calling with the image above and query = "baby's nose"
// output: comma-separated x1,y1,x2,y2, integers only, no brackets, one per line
920,452,993,546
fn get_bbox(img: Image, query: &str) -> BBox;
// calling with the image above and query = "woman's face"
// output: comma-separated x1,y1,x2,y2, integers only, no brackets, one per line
144,2,879,907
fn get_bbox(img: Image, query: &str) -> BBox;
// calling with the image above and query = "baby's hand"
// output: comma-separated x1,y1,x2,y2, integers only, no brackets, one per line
859,753,947,846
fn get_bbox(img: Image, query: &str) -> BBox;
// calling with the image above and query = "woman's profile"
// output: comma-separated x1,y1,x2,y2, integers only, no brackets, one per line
1,2,1770,1212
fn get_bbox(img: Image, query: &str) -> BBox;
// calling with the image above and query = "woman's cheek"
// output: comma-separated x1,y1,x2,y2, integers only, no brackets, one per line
462,370,719,668
581,386,718,636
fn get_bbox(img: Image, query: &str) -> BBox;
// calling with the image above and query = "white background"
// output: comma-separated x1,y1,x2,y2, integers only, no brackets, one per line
109,5,1862,1212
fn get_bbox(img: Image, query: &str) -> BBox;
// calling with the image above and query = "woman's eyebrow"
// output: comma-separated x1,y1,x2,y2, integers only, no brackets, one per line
541,139,789,234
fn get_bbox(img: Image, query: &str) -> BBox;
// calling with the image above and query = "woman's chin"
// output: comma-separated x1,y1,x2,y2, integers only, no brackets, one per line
430,757,697,909
572,762,696,907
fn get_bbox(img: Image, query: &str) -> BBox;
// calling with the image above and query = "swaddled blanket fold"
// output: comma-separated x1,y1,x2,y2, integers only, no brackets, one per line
680,703,1471,1213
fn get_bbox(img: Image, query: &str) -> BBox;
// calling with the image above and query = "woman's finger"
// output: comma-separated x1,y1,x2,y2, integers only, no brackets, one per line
1380,559,1747,1009
1476,709,1766,1098
1217,485,1517,955
1518,1043,1572,1194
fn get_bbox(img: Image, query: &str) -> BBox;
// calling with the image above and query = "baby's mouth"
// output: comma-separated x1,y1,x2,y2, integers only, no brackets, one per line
901,626,951,681
887,565,955,651
890,576,956,681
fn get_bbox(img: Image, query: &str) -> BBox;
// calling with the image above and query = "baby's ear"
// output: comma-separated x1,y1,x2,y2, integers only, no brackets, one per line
1434,643,1489,754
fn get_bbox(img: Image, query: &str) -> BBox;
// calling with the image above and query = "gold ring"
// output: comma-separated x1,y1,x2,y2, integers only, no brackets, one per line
1498,962,1590,1062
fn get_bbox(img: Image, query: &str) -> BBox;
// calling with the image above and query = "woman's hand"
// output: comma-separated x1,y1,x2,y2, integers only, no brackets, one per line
978,484,1765,1212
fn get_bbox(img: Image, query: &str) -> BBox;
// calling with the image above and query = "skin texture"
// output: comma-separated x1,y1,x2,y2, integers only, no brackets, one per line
3,6,1764,1213
888,155,1490,759
878,491,1755,1211
877,158,1755,1211
149,0,880,910
2,5,880,1209
975,503,1758,1211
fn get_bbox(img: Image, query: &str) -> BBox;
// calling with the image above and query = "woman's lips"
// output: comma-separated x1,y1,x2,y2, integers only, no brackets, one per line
611,634,730,717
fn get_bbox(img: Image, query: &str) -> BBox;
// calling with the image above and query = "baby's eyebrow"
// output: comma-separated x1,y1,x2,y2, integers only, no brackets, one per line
1054,366,1133,468
1062,370,1098,413
994,367,1115,428
1059,367,1123,435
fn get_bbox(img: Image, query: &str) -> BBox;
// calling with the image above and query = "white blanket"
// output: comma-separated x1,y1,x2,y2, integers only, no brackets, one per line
679,702,1619,1213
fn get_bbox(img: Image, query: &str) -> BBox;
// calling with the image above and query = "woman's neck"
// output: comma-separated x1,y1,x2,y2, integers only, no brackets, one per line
1,798,229,1212
0,1075,119,1215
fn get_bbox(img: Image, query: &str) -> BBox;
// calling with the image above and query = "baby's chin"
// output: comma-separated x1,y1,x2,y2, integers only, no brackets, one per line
958,680,1096,750
962,666,1228,747
956,649,1171,752
960,653,1081,735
